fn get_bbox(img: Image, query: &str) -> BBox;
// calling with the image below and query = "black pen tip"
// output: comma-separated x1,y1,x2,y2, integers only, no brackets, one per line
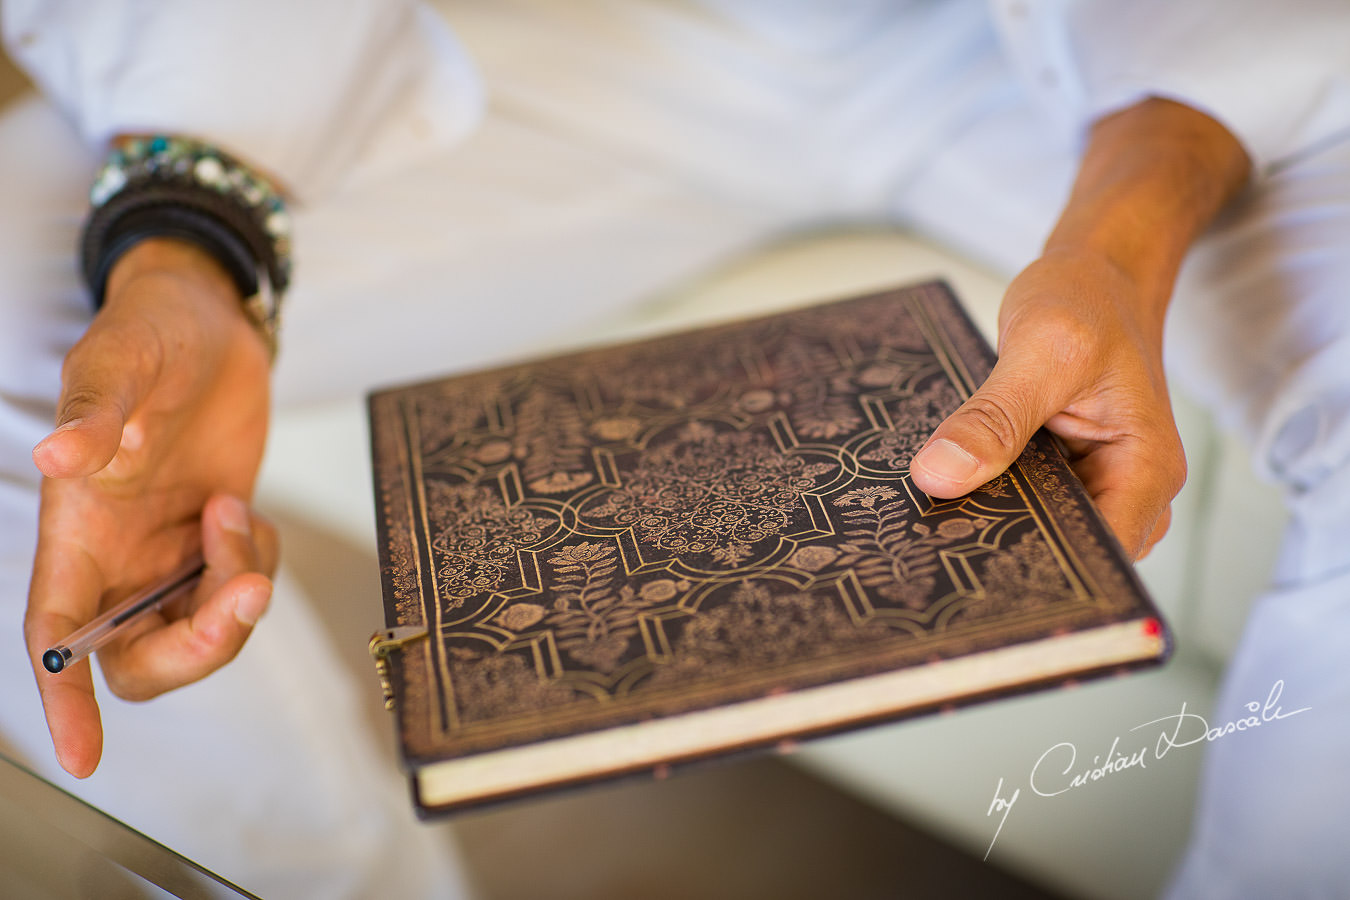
42,649,66,674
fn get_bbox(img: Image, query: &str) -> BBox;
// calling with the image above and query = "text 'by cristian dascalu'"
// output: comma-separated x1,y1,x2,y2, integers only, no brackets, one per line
982,679,1311,860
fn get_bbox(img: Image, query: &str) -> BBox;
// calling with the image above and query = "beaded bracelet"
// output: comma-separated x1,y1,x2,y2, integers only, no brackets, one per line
79,135,292,359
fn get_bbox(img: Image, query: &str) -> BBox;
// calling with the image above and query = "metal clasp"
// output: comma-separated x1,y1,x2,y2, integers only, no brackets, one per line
368,625,430,711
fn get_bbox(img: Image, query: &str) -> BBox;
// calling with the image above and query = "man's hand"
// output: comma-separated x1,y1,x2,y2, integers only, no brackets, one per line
24,238,275,778
910,98,1251,559
912,249,1183,558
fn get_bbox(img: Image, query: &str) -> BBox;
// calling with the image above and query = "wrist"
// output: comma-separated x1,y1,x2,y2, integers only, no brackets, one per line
105,237,236,294
1000,245,1172,355
103,238,257,336
1023,244,1171,345
1044,98,1250,316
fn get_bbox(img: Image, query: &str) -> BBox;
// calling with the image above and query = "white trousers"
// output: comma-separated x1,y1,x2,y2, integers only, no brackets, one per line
1,15,1348,898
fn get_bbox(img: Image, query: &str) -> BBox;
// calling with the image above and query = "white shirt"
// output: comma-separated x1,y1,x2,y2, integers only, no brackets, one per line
1,0,483,201
5,1,1348,203
991,0,1350,174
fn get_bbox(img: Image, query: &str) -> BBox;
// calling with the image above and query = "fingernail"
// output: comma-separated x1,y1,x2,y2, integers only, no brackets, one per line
217,495,251,536
234,587,268,626
33,418,84,455
912,439,980,486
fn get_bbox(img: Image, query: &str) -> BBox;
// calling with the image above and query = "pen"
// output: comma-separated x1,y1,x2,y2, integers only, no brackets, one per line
42,554,206,674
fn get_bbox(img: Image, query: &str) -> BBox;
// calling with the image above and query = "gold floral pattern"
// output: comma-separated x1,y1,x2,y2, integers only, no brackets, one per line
514,386,591,487
446,646,579,723
769,338,864,439
651,580,891,684
426,483,555,609
832,487,941,611
581,423,837,565
959,532,1072,621
859,379,965,472
540,541,668,673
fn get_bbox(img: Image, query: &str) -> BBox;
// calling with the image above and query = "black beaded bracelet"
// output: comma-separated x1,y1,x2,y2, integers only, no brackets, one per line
79,135,292,358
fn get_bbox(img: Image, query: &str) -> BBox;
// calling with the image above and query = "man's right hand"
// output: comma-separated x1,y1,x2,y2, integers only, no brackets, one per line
24,237,276,778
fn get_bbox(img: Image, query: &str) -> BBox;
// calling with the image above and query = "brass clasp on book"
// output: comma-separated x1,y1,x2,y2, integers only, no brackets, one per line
368,625,430,711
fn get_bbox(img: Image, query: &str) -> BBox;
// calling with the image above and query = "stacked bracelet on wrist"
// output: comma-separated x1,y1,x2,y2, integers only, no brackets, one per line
79,135,292,359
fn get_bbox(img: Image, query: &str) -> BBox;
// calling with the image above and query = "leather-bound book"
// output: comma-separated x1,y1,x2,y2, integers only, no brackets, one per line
366,281,1169,816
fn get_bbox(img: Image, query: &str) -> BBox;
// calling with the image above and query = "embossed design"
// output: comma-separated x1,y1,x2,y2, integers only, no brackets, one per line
978,472,1015,499
415,373,503,454
859,378,964,471
652,580,892,684
788,294,931,353
769,338,863,439
788,545,840,572
582,423,837,564
957,532,1072,622
832,487,941,610
446,646,578,723
494,603,547,631
591,416,643,441
542,541,667,673
567,330,746,409
426,483,554,609
515,386,592,492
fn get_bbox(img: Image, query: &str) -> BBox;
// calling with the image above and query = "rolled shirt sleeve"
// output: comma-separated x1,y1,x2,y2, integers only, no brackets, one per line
992,0,1350,175
1,0,484,202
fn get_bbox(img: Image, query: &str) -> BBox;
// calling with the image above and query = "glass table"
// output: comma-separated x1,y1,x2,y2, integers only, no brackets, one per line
0,749,257,899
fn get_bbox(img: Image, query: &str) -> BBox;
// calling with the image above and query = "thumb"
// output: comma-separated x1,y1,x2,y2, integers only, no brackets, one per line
32,328,154,479
910,355,1069,498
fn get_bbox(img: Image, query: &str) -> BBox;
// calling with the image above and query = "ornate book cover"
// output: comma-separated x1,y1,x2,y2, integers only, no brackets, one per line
367,281,1170,816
